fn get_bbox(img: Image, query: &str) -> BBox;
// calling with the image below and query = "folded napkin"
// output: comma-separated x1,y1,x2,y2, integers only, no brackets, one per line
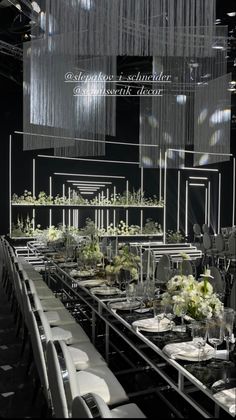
132,317,170,332
68,347,89,369
163,341,214,361
214,388,236,415
76,371,110,403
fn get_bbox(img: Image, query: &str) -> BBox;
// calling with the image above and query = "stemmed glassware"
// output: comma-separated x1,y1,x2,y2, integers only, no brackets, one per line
222,307,235,366
191,320,208,370
179,305,187,333
153,298,165,332
164,303,176,336
207,317,224,368
135,282,147,313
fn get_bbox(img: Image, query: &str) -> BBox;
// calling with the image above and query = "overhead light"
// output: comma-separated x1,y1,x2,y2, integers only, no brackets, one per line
227,12,236,17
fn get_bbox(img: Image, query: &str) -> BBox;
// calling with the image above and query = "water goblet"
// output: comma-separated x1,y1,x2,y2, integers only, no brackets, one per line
135,282,146,313
222,307,235,366
153,299,165,332
207,317,224,368
179,305,187,333
125,282,136,303
164,303,176,333
191,320,208,370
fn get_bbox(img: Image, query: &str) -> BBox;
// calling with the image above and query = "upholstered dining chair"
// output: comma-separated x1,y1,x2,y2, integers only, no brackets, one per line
46,340,128,418
155,254,172,286
72,392,146,418
193,223,202,243
208,266,225,299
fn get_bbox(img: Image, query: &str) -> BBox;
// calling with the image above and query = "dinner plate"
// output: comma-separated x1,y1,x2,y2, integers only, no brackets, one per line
78,279,106,287
60,262,78,268
110,301,140,311
132,317,171,332
90,286,121,296
70,269,95,278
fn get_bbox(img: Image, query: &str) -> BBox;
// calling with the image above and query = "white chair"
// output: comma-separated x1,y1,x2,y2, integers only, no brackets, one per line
36,309,91,345
46,340,128,417
72,393,146,418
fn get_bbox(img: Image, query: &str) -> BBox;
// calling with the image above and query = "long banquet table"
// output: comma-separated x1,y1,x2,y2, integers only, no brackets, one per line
25,241,235,419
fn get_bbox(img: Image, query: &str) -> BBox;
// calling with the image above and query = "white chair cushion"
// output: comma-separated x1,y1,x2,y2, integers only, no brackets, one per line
68,347,89,369
76,371,110,403
40,298,65,311
70,342,107,368
51,327,73,342
111,403,146,418
45,311,61,324
78,366,128,406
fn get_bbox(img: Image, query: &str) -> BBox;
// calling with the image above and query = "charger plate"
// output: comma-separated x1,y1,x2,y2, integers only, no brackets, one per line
110,301,140,311
90,286,121,296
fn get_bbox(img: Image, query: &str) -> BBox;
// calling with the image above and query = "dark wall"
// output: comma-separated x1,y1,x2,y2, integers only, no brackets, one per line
0,76,235,237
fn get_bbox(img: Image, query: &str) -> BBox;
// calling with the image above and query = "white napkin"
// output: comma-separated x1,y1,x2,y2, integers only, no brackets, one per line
214,388,236,415
163,341,214,361
76,371,110,403
68,346,89,369
132,317,170,332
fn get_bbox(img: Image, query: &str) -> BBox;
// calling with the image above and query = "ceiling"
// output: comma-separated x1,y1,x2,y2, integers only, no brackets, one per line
0,0,235,125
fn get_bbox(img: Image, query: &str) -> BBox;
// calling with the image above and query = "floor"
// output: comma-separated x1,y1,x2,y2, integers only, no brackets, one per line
0,281,47,418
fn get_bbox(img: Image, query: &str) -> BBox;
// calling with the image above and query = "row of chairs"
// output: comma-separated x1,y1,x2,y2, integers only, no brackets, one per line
202,232,236,272
0,237,146,418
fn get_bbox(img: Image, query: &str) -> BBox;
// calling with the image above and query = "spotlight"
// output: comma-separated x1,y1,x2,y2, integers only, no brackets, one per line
227,12,236,17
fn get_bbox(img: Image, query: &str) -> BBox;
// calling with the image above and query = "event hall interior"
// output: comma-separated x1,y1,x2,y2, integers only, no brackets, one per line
0,0,236,418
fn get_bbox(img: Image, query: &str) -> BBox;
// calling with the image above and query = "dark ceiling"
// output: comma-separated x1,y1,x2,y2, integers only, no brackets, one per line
0,0,235,122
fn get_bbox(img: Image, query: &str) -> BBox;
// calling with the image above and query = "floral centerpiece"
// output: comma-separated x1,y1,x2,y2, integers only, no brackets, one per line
78,238,103,266
105,245,140,281
161,270,223,321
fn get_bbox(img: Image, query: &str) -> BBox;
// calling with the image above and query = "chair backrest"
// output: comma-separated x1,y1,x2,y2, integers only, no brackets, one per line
46,340,69,418
202,224,209,234
181,259,193,276
28,310,50,398
46,340,78,418
193,224,201,235
72,393,111,419
155,254,171,283
228,233,236,255
215,233,225,252
208,266,225,294
203,233,212,250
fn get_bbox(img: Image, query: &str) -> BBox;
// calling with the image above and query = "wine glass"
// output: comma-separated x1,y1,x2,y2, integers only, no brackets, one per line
191,320,208,370
164,303,176,334
207,317,224,368
153,299,165,332
222,307,235,366
178,305,187,333
135,282,146,313
125,282,136,303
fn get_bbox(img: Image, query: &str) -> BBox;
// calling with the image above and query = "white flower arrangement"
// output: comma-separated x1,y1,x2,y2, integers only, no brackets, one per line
161,273,223,321
105,245,140,280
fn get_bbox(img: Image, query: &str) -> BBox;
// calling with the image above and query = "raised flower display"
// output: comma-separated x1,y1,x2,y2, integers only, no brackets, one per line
161,272,223,321
99,219,162,236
